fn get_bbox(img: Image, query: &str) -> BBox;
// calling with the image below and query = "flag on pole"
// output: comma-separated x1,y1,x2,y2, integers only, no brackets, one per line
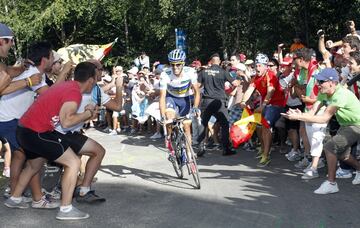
57,38,118,64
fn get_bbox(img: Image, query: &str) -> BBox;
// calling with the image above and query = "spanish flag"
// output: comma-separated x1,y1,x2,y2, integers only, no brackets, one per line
230,107,270,148
57,38,118,64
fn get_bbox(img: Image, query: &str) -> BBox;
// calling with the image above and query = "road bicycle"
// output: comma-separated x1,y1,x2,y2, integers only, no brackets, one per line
163,116,201,189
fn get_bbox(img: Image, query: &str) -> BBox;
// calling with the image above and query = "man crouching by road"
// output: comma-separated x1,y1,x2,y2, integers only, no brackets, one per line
5,62,98,220
282,68,360,195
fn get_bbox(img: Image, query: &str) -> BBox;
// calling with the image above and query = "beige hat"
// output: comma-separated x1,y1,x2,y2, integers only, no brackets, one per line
52,51,62,63
244,59,254,65
115,66,123,72
127,66,138,75
235,63,246,72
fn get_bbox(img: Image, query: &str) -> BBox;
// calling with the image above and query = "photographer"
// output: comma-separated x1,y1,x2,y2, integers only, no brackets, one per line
134,51,150,70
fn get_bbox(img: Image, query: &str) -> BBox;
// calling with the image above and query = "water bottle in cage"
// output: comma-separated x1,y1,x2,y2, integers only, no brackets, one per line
99,107,106,122
180,145,187,165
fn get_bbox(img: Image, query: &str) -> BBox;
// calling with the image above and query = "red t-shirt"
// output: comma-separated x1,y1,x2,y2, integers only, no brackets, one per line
250,70,286,107
20,81,82,133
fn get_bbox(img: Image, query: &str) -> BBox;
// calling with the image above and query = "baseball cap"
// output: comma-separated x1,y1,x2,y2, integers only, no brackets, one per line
239,53,247,62
190,60,202,68
255,53,269,65
234,63,246,72
314,68,339,82
281,57,293,66
52,51,62,63
115,66,123,72
0,23,14,38
127,66,138,75
244,59,254,65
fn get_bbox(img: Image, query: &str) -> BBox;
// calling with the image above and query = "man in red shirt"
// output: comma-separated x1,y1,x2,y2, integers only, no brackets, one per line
5,62,97,220
241,53,285,167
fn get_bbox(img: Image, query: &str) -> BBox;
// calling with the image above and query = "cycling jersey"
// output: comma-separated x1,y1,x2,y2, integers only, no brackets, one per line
159,66,197,98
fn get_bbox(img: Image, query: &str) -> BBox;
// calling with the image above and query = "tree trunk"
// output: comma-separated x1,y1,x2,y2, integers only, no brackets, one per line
124,11,129,55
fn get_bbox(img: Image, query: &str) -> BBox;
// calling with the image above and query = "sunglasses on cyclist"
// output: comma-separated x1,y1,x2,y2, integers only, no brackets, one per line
171,63,184,68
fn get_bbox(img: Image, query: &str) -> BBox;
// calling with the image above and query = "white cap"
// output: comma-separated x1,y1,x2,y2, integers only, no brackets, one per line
127,66,138,75
235,63,246,72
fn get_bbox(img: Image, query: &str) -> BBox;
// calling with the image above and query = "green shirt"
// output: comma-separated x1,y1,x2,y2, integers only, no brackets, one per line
317,85,360,126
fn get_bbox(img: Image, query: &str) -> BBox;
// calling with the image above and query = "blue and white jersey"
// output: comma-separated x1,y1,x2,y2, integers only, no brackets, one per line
159,66,197,98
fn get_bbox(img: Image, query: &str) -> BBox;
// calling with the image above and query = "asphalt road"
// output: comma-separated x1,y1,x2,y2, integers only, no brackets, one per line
0,128,359,228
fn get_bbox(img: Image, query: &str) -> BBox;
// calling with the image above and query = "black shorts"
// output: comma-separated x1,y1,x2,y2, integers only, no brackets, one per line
16,126,88,161
0,136,8,144
285,104,304,130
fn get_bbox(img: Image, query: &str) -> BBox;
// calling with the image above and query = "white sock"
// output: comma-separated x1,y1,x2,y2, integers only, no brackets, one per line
10,196,22,203
60,204,72,212
79,186,91,196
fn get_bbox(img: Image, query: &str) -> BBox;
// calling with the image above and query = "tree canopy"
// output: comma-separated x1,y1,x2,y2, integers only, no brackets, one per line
1,0,359,67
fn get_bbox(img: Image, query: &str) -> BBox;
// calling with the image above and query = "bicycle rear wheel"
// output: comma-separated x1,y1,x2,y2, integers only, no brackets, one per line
182,134,201,189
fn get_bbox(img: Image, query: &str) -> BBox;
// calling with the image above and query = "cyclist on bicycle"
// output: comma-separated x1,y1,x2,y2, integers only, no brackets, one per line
159,49,201,157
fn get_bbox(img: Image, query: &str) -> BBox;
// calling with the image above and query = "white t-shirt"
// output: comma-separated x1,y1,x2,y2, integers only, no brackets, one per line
0,66,47,121
56,85,110,133
159,66,197,98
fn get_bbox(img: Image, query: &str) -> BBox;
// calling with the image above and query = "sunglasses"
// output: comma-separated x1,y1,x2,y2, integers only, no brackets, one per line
171,63,184,68
267,64,275,67
317,80,328,85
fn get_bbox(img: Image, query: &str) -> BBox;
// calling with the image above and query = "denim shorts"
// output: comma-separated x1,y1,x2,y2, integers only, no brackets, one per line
0,119,20,151
262,105,284,128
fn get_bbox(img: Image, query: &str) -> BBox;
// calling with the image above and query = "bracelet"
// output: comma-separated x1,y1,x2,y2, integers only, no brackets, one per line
27,77,33,87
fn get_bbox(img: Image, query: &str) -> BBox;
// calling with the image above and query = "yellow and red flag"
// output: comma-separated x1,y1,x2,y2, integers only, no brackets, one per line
57,38,118,64
230,107,270,148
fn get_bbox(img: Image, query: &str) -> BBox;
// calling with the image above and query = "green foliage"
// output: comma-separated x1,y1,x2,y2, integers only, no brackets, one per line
0,0,359,65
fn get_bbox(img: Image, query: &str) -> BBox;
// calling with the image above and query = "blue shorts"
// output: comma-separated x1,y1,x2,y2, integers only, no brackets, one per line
262,105,284,128
166,95,193,117
0,119,20,151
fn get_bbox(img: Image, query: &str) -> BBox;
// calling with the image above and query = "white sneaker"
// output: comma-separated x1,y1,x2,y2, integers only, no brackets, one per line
116,128,121,134
150,132,162,139
314,180,339,194
285,149,301,161
32,195,60,209
108,129,117,135
335,167,352,179
302,168,319,180
352,171,360,185
295,157,310,169
2,167,10,178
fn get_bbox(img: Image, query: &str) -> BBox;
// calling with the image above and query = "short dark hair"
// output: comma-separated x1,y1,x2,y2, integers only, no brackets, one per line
74,62,96,83
269,58,279,68
293,48,313,62
342,36,360,50
27,41,52,66
350,51,360,65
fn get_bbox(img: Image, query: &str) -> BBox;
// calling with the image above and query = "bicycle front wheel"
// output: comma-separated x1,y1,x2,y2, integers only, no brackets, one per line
182,134,201,189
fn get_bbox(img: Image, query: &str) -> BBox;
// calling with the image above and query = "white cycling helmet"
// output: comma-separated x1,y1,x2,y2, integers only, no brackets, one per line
255,53,269,65
168,49,186,63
